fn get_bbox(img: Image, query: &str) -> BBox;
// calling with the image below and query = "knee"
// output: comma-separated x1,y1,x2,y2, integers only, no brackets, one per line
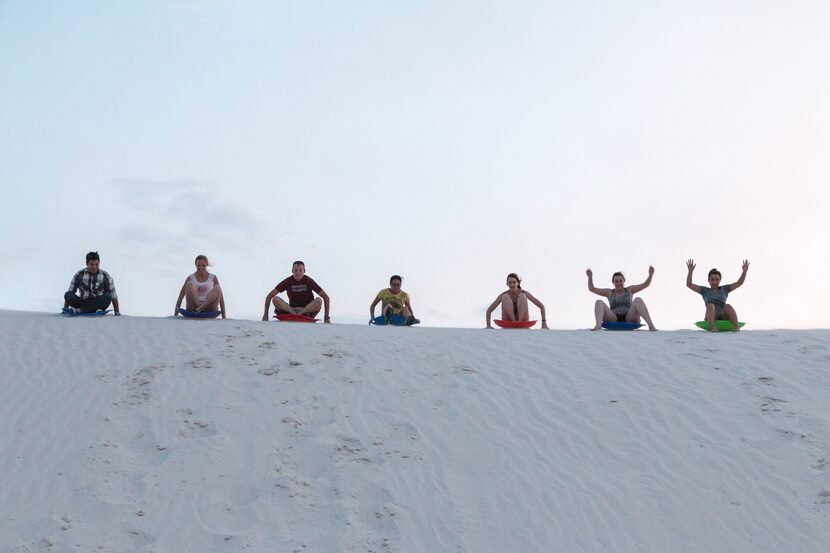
632,297,645,306
64,291,75,301
705,304,715,313
594,299,605,308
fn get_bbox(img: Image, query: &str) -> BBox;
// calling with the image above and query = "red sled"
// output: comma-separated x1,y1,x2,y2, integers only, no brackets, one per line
494,319,537,329
274,313,319,323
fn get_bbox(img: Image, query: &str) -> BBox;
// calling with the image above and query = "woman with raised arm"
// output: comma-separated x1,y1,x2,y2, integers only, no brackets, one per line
586,266,657,331
485,273,549,329
174,255,226,318
686,259,748,332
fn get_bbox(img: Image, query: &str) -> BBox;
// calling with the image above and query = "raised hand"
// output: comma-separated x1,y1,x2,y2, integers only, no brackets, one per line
686,259,695,272
741,259,750,272
586,268,593,278
648,265,655,277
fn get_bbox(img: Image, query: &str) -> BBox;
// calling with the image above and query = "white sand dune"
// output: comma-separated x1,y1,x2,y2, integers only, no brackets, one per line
2,310,830,552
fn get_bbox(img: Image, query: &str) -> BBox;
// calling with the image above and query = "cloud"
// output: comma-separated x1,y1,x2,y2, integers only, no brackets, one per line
110,178,269,257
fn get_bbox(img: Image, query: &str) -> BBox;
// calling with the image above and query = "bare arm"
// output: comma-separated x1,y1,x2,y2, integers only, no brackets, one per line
523,291,549,329
485,295,502,328
318,289,331,323
686,259,701,293
405,300,415,319
728,260,750,291
586,269,612,297
174,282,186,316
628,265,654,295
369,295,381,323
112,298,121,316
262,289,278,320
215,276,226,319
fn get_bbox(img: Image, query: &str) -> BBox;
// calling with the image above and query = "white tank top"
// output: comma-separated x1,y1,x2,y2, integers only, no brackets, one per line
189,273,215,303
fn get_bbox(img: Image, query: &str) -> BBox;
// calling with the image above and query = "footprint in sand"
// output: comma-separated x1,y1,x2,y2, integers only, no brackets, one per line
258,365,280,376
175,409,216,439
334,436,372,464
123,364,169,405
760,396,787,413
188,357,214,369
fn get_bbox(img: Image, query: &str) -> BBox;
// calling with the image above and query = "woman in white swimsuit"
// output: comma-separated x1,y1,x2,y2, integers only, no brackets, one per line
174,255,226,318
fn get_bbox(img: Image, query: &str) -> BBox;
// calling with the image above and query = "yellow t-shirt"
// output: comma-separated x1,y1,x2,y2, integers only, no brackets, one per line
376,288,410,313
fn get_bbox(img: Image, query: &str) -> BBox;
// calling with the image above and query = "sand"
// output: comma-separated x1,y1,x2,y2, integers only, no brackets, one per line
2,310,829,552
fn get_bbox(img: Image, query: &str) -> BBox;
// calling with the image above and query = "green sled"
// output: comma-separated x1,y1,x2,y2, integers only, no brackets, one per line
695,321,746,331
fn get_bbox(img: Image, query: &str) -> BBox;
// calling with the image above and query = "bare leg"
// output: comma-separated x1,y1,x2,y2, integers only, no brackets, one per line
185,282,200,311
592,300,605,330
500,294,516,321
705,304,718,332
516,294,529,321
724,304,740,332
628,297,657,331
591,300,616,331
297,297,323,317
196,285,222,312
272,296,293,314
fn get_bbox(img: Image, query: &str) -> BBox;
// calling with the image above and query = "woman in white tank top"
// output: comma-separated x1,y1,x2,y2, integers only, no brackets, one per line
174,255,226,318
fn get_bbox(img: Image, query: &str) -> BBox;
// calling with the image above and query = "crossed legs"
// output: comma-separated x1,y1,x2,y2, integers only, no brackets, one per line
273,296,323,317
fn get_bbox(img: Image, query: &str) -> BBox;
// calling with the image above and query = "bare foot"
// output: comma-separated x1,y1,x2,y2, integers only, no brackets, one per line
591,325,602,331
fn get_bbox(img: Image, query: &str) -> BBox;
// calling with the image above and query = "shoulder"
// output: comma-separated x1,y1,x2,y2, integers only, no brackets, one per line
275,276,293,289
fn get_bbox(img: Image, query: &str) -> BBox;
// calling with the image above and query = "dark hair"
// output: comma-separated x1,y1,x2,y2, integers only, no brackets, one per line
506,272,522,289
612,271,625,282
390,275,402,285
708,268,722,278
292,260,305,268
85,251,100,263
195,255,208,264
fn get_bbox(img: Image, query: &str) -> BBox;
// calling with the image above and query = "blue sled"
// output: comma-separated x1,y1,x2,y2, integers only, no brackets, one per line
62,308,111,317
178,308,221,319
601,321,643,331
372,314,408,326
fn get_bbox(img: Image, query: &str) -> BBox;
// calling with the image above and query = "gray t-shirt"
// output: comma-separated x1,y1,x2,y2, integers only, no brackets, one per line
700,284,731,308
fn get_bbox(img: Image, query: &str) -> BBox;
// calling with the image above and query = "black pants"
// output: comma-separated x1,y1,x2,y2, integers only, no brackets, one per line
64,291,112,313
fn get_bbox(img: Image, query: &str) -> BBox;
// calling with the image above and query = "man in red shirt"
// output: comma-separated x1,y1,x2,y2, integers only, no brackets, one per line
262,261,331,323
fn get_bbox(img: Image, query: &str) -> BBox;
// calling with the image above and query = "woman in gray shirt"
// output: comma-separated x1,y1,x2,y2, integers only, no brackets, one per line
686,259,749,331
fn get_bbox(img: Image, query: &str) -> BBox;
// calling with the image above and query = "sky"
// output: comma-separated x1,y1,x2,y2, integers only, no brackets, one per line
1,0,828,329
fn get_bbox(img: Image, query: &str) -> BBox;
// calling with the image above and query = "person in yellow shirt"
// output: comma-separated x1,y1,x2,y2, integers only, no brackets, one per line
369,275,419,326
